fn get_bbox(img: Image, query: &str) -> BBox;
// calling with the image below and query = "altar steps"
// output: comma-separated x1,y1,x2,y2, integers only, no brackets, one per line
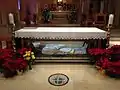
110,38,120,41
110,29,120,41
51,11,69,24
51,18,68,24
35,60,90,63
35,56,90,63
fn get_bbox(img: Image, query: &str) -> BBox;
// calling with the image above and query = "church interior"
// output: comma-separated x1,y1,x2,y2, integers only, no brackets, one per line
0,0,120,90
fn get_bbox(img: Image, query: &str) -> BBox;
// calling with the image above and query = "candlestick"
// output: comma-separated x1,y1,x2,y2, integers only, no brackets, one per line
106,14,114,47
11,24,16,53
106,27,111,47
9,13,16,52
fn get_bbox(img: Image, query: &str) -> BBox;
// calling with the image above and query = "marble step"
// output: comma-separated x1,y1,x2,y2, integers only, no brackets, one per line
110,34,120,37
110,41,120,45
51,20,68,24
35,56,90,63
111,31,120,33
110,37,120,41
110,35,120,37
52,12,68,18
35,60,90,63
53,17,67,19
53,15,67,18
51,18,68,24
110,29,120,41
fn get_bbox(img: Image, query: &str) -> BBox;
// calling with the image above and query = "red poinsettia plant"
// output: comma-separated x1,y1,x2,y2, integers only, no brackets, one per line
17,48,32,56
2,58,27,72
88,46,117,56
91,45,120,77
108,45,120,54
0,48,34,78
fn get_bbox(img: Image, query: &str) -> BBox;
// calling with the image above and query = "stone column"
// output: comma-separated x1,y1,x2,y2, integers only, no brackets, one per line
108,0,114,14
84,0,90,15
119,14,120,27
20,0,26,20
104,0,108,13
76,0,82,24
100,0,104,13
114,0,120,27
76,0,90,24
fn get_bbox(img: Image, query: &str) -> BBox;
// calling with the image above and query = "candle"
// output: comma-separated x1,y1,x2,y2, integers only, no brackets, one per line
108,14,114,26
8,13,14,24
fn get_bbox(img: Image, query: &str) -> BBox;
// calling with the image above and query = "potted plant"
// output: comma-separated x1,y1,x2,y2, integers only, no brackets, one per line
23,50,35,70
0,48,35,78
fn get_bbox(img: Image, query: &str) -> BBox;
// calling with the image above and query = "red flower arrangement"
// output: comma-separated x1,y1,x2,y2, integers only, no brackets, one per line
88,48,106,64
3,58,27,71
89,45,120,77
0,48,33,78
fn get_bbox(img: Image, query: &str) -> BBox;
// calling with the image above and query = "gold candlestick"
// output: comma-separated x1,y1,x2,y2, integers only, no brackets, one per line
11,24,16,52
106,14,114,47
8,13,16,52
106,24,112,47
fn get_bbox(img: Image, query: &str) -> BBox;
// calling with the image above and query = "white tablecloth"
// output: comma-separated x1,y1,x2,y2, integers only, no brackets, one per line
15,27,107,39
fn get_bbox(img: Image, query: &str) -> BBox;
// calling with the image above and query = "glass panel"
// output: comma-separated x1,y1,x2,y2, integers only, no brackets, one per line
32,41,88,57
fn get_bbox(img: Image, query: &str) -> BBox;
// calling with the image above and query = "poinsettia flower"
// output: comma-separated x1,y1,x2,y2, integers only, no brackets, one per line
88,48,106,56
15,58,28,70
109,45,120,54
18,48,28,55
2,57,28,71
3,59,16,71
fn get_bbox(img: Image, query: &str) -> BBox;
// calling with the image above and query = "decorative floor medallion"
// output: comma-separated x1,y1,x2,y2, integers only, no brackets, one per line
48,73,69,86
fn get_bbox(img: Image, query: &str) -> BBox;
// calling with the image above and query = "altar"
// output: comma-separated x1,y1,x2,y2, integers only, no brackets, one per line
15,27,107,62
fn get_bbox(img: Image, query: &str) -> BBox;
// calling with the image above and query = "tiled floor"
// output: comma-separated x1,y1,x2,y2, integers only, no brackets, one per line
0,64,120,90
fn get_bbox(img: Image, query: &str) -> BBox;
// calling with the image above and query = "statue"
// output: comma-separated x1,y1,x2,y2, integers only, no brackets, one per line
42,4,51,23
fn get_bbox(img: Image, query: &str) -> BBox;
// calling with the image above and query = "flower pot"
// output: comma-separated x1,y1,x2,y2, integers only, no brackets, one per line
106,70,120,78
3,69,17,78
